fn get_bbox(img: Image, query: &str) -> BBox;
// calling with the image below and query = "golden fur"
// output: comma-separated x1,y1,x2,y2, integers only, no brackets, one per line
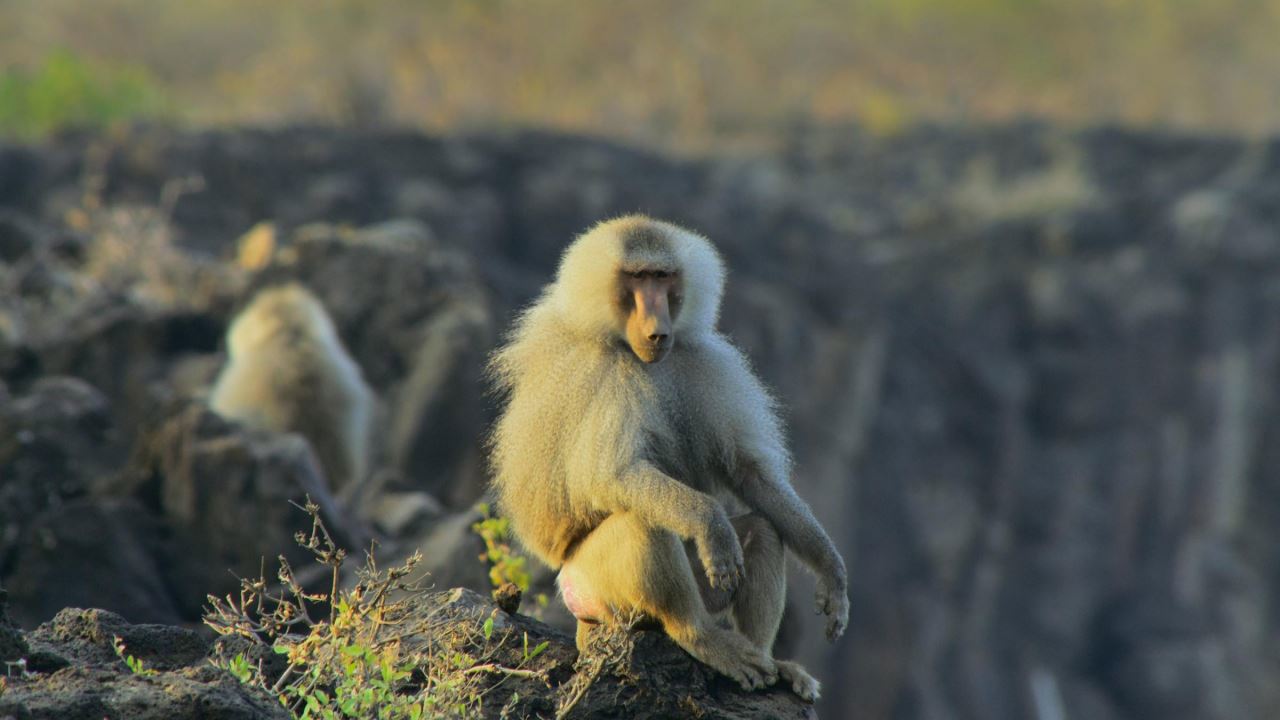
488,215,848,700
210,283,374,504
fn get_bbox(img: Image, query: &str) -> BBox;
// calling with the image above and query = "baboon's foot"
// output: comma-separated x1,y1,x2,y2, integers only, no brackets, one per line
776,659,821,702
574,619,598,654
674,625,777,691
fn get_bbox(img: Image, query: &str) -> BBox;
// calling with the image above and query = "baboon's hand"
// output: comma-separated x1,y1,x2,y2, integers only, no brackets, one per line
815,572,849,641
697,512,744,592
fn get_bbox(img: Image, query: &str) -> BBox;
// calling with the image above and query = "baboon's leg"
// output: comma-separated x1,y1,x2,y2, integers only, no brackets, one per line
727,514,787,650
721,513,822,703
561,512,777,690
684,513,785,645
575,619,596,653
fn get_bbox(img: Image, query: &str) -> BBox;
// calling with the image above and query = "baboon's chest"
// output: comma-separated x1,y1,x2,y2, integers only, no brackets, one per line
649,389,726,493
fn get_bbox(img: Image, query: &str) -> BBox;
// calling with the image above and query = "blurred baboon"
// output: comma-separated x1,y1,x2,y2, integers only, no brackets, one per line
210,283,374,504
489,215,848,700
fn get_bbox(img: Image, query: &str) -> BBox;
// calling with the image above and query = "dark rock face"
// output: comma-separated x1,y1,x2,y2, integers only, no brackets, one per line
0,607,288,720
2,124,1280,718
122,404,369,620
251,221,495,504
0,589,27,664
0,378,119,583
5,499,177,628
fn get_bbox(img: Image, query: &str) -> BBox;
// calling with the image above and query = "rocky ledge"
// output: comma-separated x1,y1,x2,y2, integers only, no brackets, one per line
0,587,814,720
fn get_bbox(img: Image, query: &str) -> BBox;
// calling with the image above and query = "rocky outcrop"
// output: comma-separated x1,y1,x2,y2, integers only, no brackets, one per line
0,588,814,720
3,124,1280,718
122,404,370,619
0,602,288,720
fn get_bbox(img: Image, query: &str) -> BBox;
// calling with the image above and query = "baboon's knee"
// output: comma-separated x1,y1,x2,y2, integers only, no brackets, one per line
563,513,699,622
733,513,783,563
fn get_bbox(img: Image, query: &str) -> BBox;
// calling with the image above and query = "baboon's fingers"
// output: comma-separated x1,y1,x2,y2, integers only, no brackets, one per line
825,611,847,641
815,579,849,641
700,517,745,591
705,558,742,593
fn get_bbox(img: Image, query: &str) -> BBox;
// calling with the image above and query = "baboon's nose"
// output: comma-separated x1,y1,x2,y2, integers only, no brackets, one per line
648,331,668,343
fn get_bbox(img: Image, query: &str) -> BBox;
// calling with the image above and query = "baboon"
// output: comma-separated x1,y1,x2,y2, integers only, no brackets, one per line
489,216,848,700
210,283,374,504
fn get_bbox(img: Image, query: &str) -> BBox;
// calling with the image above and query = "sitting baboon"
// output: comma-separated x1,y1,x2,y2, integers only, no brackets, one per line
210,283,374,504
488,215,848,700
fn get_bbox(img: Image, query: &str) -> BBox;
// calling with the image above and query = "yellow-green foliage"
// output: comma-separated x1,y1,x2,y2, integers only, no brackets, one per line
471,503,531,593
204,499,506,719
472,504,551,614
0,50,164,138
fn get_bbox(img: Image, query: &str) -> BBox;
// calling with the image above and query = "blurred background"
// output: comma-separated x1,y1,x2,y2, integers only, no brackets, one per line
3,2,1280,720
5,0,1280,144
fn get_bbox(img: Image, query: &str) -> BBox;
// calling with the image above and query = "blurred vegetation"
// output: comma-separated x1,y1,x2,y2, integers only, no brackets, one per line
2,0,1280,144
0,50,165,138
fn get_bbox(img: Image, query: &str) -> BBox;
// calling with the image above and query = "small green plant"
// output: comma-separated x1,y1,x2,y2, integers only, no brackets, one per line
226,652,258,685
472,503,548,613
283,638,422,720
0,50,166,138
112,636,158,677
521,632,549,663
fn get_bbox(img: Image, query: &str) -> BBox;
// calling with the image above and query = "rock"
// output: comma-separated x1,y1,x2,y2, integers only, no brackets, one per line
386,300,492,506
377,509,490,596
5,499,179,628
409,588,817,719
259,220,489,390
364,488,444,537
0,378,118,582
0,588,27,663
28,608,207,671
0,609,286,720
121,403,369,619
0,590,816,720
33,307,226,434
492,582,522,614
0,666,290,720
0,210,40,263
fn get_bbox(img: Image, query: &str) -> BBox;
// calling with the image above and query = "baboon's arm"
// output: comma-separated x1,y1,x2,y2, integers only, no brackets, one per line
603,462,745,591
739,466,842,578
739,464,849,639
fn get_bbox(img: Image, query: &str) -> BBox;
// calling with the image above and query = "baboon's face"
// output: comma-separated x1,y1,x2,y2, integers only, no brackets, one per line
619,268,682,363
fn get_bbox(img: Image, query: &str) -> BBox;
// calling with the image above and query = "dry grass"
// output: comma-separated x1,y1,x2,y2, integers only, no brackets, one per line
3,0,1280,146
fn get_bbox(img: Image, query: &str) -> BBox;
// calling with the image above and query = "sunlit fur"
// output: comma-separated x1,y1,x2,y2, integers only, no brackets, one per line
210,283,374,502
490,216,788,564
488,215,847,700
